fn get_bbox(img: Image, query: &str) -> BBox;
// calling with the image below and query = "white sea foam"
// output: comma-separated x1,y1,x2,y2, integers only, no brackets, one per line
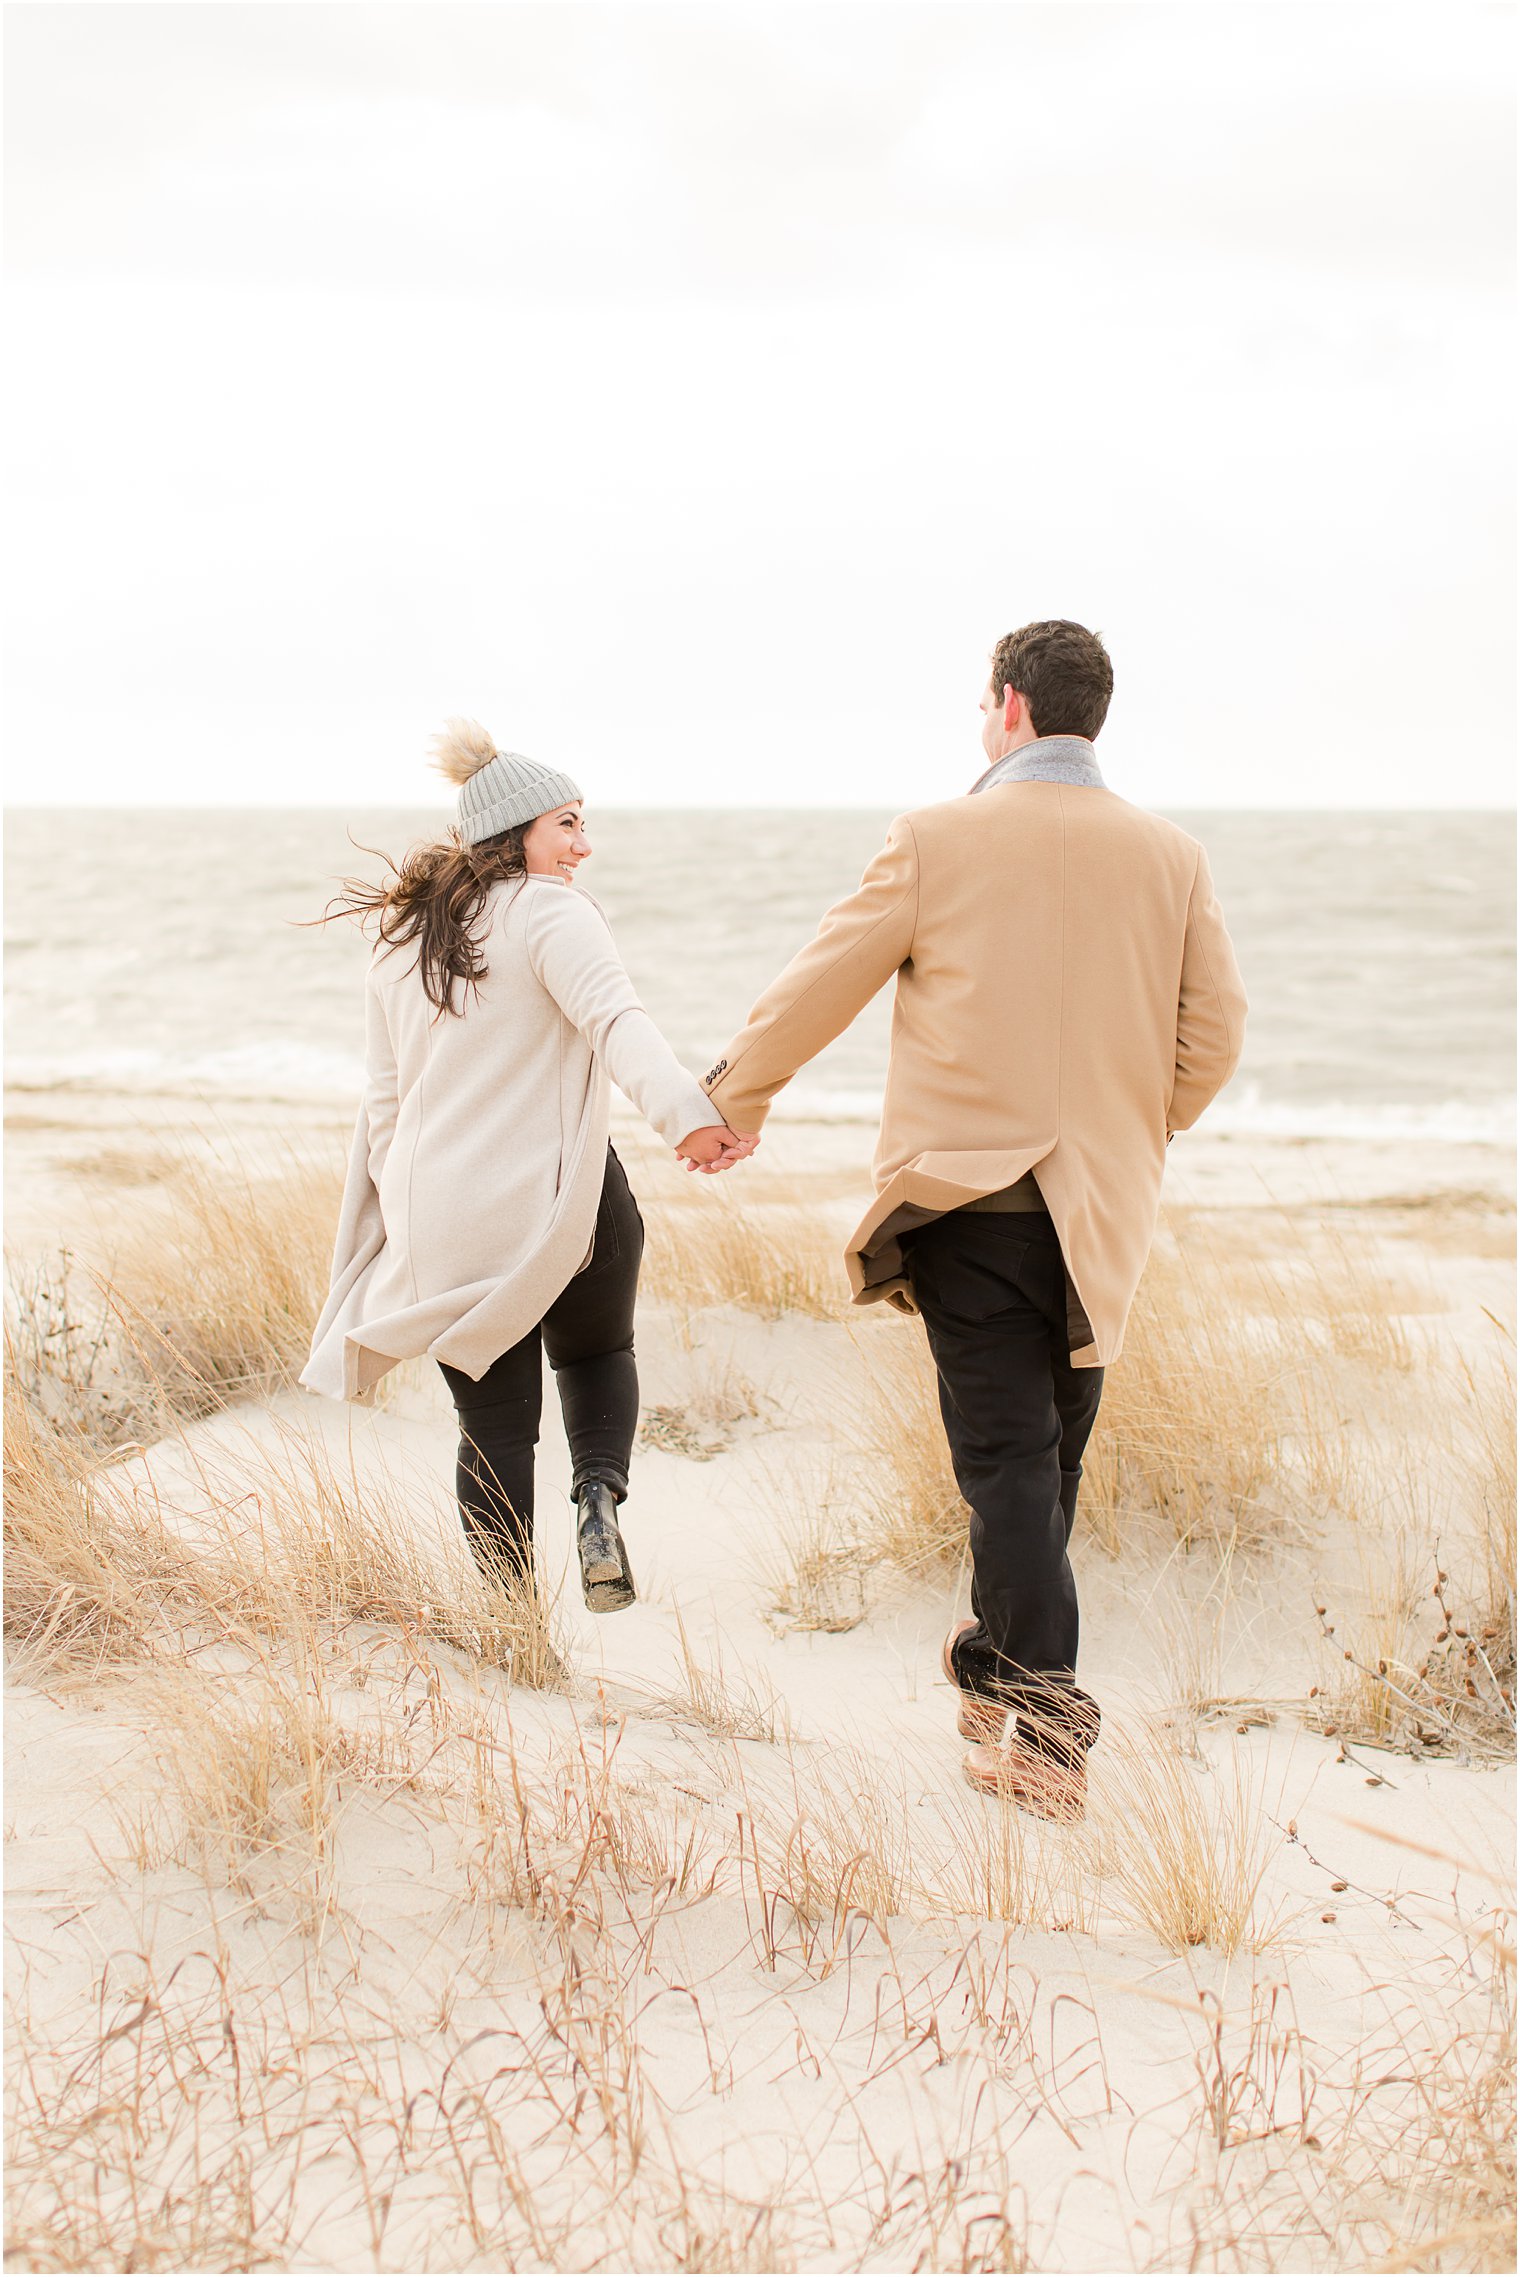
5,1043,367,1102
1201,1084,1515,1146
776,1082,1514,1144
6,1051,1513,1147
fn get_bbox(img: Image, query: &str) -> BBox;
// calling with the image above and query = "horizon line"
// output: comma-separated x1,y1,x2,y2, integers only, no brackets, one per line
6,799,1517,817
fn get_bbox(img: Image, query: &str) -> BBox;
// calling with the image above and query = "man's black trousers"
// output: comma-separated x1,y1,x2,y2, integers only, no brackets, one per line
438,1146,643,1588
906,1207,1104,1764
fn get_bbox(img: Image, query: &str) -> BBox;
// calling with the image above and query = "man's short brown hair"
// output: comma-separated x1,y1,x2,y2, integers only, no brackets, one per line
990,620,1113,740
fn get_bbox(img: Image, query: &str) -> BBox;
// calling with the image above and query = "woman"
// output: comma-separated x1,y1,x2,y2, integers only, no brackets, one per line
302,720,753,1611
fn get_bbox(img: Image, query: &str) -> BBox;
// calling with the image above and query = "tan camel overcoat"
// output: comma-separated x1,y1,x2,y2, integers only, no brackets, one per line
703,778,1246,1367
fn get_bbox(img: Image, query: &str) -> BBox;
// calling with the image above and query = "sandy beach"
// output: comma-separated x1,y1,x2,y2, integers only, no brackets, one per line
7,0,1515,2251
8,0,1516,2241
5,1092,1514,2271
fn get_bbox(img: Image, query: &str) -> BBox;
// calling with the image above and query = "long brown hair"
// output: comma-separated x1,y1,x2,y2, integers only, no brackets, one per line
322,824,529,1015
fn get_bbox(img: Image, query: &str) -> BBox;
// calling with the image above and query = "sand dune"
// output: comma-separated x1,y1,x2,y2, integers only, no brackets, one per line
4,1116,1514,2270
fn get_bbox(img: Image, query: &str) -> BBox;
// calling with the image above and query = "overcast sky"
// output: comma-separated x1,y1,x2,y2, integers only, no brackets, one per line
5,1,1514,809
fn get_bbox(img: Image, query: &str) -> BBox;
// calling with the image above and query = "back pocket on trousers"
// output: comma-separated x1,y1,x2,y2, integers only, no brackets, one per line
586,1186,621,1271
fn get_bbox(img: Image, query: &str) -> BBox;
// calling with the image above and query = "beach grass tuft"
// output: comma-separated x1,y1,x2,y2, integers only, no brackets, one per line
6,1142,341,1448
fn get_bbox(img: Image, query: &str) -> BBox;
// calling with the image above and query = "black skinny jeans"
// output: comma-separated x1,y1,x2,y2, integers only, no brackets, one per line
438,1146,644,1588
906,1207,1105,1764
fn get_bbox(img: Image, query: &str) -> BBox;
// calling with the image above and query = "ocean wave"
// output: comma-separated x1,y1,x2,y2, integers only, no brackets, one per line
774,1082,1515,1145
5,1053,1513,1146
1202,1092,1516,1145
4,1043,368,1101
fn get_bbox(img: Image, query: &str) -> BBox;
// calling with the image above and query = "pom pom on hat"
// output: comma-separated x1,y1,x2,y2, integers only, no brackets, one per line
430,717,500,786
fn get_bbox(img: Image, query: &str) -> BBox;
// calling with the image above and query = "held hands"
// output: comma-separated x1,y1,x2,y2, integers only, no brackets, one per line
675,1124,760,1175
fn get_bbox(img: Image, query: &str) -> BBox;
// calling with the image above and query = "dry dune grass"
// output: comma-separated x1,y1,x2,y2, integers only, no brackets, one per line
8,1544,1510,2273
4,1369,569,1698
4,1140,1516,2270
127,1657,445,1929
1154,1938,1515,2272
754,1458,877,1632
6,1142,340,1449
851,1214,1512,1583
175,1424,568,1691
658,1611,787,1742
639,1192,846,1320
922,1728,1277,1954
1097,1732,1280,1955
1080,1237,1303,1556
641,1193,1319,1584
849,1262,1295,1575
21,1937,1492,2274
8,1363,1293,1968
1314,1531,1431,1748
830,1195,1516,1777
848,1326,968,1574
922,1780,1102,1935
1309,1358,1516,1755
2,1355,208,1679
731,1747,917,1971
1270,1214,1427,1375
638,1347,770,1460
9,1142,1509,1754
6,1520,1515,2271
848,1222,1310,1575
103,1145,338,1411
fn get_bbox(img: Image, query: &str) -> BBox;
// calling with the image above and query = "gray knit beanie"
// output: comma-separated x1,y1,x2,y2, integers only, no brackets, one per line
429,718,582,845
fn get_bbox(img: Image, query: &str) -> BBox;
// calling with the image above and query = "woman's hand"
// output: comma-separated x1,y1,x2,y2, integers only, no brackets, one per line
675,1125,760,1174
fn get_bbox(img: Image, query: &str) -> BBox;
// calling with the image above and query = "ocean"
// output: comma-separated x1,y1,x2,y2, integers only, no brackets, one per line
4,808,1515,1143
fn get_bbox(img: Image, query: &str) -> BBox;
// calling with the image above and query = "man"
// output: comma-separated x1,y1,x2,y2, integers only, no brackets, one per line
703,620,1246,1819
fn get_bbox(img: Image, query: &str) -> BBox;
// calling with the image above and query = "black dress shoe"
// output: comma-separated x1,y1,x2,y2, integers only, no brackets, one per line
575,1480,636,1613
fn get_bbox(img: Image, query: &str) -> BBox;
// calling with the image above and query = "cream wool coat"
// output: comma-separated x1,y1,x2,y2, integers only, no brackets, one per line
302,876,714,1402
703,781,1247,1367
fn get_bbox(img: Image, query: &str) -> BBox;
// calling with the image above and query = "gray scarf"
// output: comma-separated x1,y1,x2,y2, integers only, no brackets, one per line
970,734,1106,794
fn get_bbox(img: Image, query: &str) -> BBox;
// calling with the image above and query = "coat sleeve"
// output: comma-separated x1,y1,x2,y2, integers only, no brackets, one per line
1168,847,1248,1134
525,885,716,1148
703,817,920,1132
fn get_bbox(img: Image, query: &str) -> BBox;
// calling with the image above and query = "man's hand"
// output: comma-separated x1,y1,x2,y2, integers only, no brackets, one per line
675,1124,760,1175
